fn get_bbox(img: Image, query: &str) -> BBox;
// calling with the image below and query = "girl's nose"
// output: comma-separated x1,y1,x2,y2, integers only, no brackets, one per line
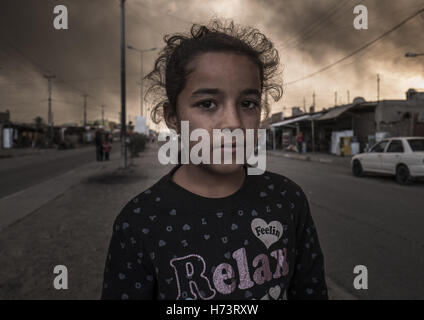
221,104,242,130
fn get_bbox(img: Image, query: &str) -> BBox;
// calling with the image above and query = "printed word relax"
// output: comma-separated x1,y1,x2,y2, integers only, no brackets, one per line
169,247,289,300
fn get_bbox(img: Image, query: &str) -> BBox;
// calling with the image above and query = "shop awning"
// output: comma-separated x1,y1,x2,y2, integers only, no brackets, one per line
271,114,321,128
271,115,311,127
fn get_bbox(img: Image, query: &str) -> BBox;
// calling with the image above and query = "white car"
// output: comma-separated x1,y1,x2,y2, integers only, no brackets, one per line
351,137,424,185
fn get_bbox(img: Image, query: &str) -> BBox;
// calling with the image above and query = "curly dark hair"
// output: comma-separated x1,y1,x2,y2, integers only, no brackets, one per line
144,19,283,125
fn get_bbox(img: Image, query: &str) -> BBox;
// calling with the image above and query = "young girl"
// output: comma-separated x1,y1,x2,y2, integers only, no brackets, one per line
101,20,328,300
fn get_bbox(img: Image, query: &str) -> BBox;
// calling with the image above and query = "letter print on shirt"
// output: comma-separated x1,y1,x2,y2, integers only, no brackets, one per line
251,218,283,249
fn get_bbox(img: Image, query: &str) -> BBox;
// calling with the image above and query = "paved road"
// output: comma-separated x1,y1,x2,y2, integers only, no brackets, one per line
267,153,424,299
0,143,120,199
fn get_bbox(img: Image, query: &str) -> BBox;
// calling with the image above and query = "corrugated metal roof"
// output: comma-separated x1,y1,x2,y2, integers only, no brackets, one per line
271,115,310,127
316,104,355,121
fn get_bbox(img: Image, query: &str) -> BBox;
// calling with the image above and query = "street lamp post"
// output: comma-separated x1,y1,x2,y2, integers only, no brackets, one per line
120,0,127,169
44,73,55,146
127,45,156,118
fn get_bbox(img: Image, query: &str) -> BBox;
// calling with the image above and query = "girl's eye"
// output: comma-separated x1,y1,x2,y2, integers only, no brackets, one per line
241,100,259,109
195,100,217,109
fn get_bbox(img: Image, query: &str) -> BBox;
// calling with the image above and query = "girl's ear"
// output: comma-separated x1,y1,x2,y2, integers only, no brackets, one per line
164,102,180,133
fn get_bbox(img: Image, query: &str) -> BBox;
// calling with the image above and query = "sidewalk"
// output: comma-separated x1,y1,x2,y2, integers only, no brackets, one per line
268,150,353,167
0,145,356,300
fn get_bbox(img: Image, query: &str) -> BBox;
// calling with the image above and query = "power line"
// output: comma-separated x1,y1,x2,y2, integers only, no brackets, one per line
285,8,424,86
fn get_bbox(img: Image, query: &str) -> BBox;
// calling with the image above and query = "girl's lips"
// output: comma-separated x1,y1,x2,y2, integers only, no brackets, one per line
220,144,241,154
213,141,245,153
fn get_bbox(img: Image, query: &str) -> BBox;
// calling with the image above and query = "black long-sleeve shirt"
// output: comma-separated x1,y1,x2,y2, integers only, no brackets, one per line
101,165,328,300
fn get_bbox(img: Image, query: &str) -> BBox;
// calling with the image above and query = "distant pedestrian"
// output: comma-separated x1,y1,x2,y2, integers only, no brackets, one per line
297,131,303,153
103,140,111,161
95,129,104,161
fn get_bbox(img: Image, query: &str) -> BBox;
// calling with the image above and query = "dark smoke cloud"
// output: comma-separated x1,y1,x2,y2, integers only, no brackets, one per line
265,0,424,74
0,0,423,125
0,0,161,125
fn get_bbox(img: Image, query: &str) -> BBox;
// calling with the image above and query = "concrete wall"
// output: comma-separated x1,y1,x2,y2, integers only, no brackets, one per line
375,99,424,136
379,119,413,137
376,100,424,125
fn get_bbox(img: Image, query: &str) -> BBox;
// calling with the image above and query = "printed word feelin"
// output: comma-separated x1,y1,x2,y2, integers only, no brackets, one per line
158,121,266,175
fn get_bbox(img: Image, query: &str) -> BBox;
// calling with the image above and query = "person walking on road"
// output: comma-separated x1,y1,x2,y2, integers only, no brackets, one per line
95,129,104,161
297,131,303,154
103,138,111,161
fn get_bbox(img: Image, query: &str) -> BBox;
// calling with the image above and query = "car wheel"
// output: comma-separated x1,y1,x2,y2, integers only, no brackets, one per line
396,164,413,185
352,160,364,177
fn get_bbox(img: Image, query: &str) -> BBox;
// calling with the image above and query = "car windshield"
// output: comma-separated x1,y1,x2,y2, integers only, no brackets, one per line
407,139,424,152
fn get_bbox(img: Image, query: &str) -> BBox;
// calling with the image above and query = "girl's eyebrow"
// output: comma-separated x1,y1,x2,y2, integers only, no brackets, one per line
241,89,261,98
191,88,222,96
191,88,261,97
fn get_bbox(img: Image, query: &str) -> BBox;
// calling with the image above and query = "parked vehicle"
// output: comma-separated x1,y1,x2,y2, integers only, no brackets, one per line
351,137,424,185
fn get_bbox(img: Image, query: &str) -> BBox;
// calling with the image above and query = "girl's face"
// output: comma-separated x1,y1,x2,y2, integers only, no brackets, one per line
168,52,262,175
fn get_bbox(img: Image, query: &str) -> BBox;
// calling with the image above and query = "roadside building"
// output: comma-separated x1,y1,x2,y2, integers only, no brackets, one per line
376,89,424,137
266,105,323,152
316,89,424,154
260,112,284,149
261,88,424,155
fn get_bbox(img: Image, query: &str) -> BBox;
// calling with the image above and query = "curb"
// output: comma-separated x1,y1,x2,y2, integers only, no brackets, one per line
274,152,335,164
269,151,353,167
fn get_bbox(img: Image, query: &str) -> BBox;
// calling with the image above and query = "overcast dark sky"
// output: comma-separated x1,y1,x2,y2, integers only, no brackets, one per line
1,0,423,130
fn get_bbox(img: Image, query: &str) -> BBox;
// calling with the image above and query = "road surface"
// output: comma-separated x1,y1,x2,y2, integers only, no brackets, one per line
0,143,120,199
267,153,424,299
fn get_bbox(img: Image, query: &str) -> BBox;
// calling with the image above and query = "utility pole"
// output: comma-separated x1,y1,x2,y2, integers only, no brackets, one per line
140,53,144,118
347,90,350,104
311,91,316,153
82,94,88,127
120,0,127,169
101,104,105,126
377,74,380,101
335,91,338,106
44,73,55,145
303,97,306,113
